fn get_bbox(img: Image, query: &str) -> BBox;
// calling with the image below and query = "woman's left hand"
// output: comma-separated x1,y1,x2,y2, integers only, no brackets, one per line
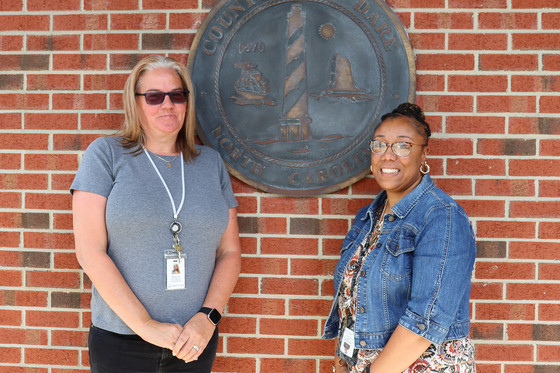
172,312,216,362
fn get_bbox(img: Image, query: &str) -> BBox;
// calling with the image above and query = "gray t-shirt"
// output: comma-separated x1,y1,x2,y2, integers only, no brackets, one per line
71,137,237,334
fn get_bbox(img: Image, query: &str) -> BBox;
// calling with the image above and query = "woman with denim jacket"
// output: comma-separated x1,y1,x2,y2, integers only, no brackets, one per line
323,103,477,373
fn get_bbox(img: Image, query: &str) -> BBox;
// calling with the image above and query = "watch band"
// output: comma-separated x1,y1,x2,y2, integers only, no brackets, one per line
199,307,221,326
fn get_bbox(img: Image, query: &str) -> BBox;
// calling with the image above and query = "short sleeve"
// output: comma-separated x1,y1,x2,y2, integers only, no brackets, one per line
216,152,238,209
70,137,115,197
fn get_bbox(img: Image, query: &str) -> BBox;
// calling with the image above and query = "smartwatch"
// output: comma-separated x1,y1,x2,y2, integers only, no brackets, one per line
199,307,221,326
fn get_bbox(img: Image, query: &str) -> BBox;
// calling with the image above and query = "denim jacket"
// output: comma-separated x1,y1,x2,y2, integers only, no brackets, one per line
323,174,476,348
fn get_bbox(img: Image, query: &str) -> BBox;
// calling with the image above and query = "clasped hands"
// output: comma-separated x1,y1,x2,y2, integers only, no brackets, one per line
137,313,215,363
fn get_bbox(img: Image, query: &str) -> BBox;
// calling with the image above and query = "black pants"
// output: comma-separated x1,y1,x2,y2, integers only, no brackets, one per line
88,325,218,373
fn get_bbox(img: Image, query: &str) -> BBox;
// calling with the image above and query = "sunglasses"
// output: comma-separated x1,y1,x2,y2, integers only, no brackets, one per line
135,89,189,105
369,140,425,157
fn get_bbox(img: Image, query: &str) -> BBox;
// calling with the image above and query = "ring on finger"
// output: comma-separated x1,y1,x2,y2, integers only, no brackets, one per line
192,345,200,352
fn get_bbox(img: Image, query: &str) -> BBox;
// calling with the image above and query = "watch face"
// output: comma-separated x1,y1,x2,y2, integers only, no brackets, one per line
208,309,221,325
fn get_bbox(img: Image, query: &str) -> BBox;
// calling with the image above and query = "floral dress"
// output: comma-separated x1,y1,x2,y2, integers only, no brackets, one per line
337,206,476,373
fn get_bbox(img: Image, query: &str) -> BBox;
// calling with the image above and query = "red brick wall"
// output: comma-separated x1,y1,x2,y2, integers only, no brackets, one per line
1,0,559,372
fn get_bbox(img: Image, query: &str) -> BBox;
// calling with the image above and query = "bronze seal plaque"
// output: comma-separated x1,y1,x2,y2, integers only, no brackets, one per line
188,0,415,196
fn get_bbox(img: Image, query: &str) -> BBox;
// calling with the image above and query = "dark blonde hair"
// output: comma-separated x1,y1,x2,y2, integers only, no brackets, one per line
380,102,431,145
117,55,199,162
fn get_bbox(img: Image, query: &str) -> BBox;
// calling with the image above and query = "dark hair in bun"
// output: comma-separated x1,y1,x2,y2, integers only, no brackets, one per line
380,103,431,144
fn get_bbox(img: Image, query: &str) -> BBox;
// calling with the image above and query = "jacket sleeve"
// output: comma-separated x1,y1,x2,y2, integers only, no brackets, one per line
398,203,476,344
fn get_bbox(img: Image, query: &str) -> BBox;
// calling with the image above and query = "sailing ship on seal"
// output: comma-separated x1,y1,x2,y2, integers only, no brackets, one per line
231,62,276,106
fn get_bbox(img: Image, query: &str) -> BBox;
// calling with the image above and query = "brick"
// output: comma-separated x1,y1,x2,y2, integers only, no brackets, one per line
260,197,319,215
21,251,50,267
220,316,256,334
322,238,344,256
476,179,534,197
53,213,73,230
321,278,334,296
510,242,560,260
321,198,370,216
0,0,23,11
289,218,348,236
507,284,560,301
25,113,78,130
477,221,535,239
52,174,76,192
83,33,138,50
543,54,560,71
0,74,23,90
142,33,195,51
477,96,536,113
429,138,473,156
539,180,560,197
510,159,560,177
25,154,78,171
0,231,20,248
261,359,316,373
416,54,474,71
239,236,257,255
85,0,138,10
470,322,503,339
27,74,80,90
110,13,166,30
227,337,284,354
432,178,472,195
83,73,127,91
24,348,79,366
509,117,560,135
52,93,107,110
539,222,560,240
0,173,48,190
447,158,505,176
456,199,504,218
512,75,560,93
28,0,79,10
409,32,445,50
51,292,90,309
51,330,88,347
479,54,538,71
514,33,560,50
0,310,22,326
0,347,20,364
449,75,508,92
27,35,80,51
0,192,22,209
53,252,80,269
260,318,318,336
349,176,381,195
289,299,332,316
81,113,123,129
414,12,473,29
477,139,536,156
476,262,535,280
53,53,107,70
53,14,108,30
540,96,560,114
232,196,255,214
291,258,337,276
24,232,75,250
0,35,23,50
261,278,318,295
0,289,47,307
0,15,49,31
26,311,79,328
238,217,286,234
538,345,560,362
169,12,208,29
416,74,445,92
0,113,22,130
449,0,507,8
0,94,49,110
240,257,288,275
540,139,560,157
26,271,80,289
53,133,101,151
0,54,50,71
475,344,533,361
143,0,198,9
0,270,22,286
446,116,505,134
0,328,48,345
212,357,256,373
512,0,560,8
511,201,560,218
449,33,507,50
479,12,537,29
540,304,560,321
25,193,71,210
231,277,258,294
288,338,334,356
417,95,473,113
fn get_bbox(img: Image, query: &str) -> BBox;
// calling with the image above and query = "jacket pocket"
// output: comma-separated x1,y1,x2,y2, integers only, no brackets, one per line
381,227,415,281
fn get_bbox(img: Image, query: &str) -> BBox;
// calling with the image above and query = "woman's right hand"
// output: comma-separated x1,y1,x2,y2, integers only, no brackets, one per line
333,357,350,373
136,319,183,350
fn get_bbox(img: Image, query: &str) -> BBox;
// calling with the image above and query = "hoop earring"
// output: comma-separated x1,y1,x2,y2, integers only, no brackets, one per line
370,165,374,173
420,161,430,175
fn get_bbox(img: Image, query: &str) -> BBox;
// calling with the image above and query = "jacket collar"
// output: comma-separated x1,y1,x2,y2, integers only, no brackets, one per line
362,174,435,221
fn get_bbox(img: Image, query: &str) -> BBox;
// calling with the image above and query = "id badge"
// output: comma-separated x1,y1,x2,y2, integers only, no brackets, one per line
340,327,355,357
164,250,186,290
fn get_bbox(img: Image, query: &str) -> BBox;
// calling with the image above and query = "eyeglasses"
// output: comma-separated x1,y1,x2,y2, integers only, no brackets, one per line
369,140,425,157
135,89,189,105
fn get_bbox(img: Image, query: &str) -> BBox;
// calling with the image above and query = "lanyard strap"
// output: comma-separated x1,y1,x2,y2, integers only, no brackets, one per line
143,147,185,220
